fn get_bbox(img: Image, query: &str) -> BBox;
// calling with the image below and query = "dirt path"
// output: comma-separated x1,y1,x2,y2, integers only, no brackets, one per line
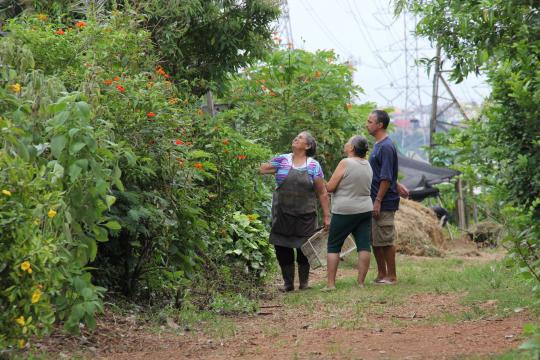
34,250,533,359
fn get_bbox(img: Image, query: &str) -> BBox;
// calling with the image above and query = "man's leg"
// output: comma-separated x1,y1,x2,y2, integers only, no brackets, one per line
383,245,397,282
373,246,387,281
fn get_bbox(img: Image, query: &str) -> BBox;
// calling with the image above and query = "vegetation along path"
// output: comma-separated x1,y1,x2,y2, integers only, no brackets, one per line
35,246,539,360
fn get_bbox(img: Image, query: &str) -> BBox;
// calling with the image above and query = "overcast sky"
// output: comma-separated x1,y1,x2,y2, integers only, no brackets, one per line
281,0,490,116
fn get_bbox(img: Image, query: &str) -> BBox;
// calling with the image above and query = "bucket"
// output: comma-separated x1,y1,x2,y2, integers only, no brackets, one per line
300,229,357,269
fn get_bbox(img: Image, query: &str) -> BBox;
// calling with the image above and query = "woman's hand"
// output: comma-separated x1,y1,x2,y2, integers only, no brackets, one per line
259,162,276,174
323,214,331,231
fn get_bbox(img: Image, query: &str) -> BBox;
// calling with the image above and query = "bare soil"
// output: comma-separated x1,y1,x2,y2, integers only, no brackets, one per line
31,249,531,360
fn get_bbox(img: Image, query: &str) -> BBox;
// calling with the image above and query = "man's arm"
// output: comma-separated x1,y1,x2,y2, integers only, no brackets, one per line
396,181,409,198
373,180,390,219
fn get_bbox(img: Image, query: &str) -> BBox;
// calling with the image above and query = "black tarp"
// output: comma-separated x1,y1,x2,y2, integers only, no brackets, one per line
398,153,460,201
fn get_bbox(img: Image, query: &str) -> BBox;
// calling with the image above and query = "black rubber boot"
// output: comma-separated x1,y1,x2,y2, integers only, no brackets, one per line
298,263,310,290
280,265,295,292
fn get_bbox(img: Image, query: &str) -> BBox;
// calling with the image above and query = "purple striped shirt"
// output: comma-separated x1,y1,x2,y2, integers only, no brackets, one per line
270,153,324,187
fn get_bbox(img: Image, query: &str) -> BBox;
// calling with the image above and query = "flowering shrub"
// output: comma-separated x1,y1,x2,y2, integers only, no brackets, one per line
1,11,277,347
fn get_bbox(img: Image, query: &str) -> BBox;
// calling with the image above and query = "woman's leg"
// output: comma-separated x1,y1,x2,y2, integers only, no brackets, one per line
357,251,371,285
275,245,295,291
296,248,310,289
326,214,352,289
352,212,372,286
326,253,340,288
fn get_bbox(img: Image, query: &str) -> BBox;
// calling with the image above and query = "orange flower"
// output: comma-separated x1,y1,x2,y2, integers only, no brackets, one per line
113,76,120,81
103,79,113,85
237,155,247,160
194,162,203,169
175,139,184,145
314,70,321,78
55,29,65,35
116,85,125,93
155,66,168,77
75,21,87,28
147,112,156,118
346,103,353,110
222,139,229,145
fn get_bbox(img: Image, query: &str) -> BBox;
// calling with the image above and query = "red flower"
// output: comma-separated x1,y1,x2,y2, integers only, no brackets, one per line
194,162,203,169
175,139,184,145
75,21,86,28
237,155,247,160
116,85,125,93
103,79,113,85
113,76,120,81
55,29,65,35
147,112,156,118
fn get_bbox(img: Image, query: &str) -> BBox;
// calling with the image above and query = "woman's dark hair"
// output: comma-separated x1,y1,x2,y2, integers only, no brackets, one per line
301,131,317,157
350,135,369,157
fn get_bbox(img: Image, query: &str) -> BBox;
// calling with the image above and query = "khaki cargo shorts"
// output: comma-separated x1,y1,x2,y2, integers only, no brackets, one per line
371,211,396,247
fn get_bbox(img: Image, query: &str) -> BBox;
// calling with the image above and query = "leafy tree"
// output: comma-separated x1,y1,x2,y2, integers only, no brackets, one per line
222,48,371,172
396,0,539,352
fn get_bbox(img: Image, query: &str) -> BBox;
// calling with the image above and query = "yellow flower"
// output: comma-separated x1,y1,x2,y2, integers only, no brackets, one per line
1,189,11,196
20,261,31,272
247,214,258,221
31,288,42,303
47,209,57,218
27,267,32,274
18,339,25,349
9,83,21,93
15,316,25,326
37,13,48,21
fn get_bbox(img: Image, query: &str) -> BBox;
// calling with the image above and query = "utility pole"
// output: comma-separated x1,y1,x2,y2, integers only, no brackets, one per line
429,45,441,150
278,0,294,48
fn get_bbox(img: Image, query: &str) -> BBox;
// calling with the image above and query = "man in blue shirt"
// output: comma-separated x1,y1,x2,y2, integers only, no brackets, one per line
367,110,408,284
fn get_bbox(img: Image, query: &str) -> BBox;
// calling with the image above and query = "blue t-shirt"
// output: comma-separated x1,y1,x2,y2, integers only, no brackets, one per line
369,137,400,211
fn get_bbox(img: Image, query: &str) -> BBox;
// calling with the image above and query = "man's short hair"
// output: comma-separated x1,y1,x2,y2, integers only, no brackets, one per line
371,110,390,129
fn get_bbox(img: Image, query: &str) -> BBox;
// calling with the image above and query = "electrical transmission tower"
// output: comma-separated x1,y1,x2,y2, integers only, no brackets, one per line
278,0,294,48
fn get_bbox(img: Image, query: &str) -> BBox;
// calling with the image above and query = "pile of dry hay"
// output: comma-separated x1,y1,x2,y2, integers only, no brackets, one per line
395,198,447,257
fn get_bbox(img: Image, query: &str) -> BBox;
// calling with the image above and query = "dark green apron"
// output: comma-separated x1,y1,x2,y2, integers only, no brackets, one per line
269,166,318,248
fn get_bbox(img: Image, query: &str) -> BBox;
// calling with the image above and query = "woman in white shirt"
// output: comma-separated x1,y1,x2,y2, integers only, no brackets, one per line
324,135,373,290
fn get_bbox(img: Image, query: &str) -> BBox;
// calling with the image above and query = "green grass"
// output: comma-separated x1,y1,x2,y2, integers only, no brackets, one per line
282,254,538,327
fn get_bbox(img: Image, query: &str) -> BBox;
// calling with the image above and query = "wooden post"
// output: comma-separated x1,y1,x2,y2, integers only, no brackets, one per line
206,90,216,117
455,177,467,236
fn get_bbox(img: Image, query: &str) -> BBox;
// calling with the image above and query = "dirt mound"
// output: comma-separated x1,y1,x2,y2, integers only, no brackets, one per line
467,221,503,248
395,198,447,257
